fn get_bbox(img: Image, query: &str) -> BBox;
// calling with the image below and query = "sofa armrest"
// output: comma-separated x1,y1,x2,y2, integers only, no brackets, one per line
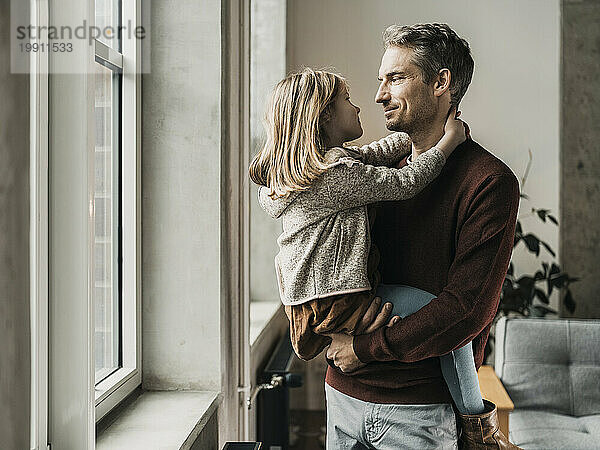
477,365,514,436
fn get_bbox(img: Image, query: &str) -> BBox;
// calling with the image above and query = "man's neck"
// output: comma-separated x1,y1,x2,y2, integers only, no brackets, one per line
410,126,445,160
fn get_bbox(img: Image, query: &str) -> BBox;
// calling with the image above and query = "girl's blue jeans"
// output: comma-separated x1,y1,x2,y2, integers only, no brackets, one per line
376,284,485,415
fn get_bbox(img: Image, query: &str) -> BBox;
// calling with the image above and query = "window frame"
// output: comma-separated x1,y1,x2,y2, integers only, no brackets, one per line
34,1,142,444
30,0,50,448
93,0,142,423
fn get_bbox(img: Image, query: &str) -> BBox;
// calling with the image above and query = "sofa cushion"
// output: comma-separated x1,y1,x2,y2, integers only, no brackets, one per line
495,317,600,416
509,409,600,449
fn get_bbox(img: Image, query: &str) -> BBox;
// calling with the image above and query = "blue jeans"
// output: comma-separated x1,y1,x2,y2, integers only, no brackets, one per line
325,383,458,449
376,284,485,415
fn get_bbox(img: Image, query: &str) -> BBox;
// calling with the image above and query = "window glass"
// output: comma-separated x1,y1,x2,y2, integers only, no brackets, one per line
95,0,121,50
94,63,121,384
249,0,287,306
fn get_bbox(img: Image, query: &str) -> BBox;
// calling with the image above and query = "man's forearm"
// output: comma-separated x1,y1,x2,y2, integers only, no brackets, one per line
354,287,501,363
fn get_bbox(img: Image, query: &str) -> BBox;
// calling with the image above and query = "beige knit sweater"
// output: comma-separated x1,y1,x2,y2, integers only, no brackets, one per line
258,132,446,305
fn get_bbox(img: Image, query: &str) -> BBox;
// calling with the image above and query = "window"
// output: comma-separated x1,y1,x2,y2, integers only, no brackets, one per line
249,0,287,342
94,48,121,386
93,0,141,421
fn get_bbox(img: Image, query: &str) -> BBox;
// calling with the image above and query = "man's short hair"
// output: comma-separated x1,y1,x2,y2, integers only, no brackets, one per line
383,23,474,107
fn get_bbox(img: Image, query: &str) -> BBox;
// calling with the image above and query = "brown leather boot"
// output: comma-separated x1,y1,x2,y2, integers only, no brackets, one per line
457,400,522,449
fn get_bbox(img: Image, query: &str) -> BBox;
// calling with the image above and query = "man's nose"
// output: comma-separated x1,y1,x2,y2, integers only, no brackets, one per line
375,83,390,103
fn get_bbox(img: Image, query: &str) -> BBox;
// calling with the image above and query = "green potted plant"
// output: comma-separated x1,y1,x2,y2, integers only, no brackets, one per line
484,153,579,363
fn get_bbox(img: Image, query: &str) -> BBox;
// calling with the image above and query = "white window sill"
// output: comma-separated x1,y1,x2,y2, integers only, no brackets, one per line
95,367,141,422
96,390,221,450
250,301,284,347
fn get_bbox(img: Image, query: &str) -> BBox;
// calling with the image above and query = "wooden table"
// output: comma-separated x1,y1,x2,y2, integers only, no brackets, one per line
477,365,514,436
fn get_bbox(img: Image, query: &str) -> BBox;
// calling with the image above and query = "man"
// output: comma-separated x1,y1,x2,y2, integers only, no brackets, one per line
325,23,520,448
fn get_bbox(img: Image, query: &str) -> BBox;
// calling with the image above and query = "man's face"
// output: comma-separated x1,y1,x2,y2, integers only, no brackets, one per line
375,46,438,135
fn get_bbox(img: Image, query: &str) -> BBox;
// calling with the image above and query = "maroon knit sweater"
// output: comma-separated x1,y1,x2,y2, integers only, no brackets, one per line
325,139,520,404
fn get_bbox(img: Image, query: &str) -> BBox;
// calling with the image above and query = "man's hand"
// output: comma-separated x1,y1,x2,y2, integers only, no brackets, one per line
353,296,400,335
326,296,401,373
325,333,365,373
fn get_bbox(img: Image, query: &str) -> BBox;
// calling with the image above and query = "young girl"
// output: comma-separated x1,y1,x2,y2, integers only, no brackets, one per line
249,68,485,416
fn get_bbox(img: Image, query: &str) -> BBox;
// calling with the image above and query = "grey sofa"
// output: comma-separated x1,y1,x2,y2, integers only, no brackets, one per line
495,317,600,449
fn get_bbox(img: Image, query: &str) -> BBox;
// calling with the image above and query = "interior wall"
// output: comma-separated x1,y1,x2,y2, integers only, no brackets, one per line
287,0,561,309
142,0,222,391
560,0,600,318
0,0,31,447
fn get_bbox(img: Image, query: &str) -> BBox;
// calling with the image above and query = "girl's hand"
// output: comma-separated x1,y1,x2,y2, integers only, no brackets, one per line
436,107,468,159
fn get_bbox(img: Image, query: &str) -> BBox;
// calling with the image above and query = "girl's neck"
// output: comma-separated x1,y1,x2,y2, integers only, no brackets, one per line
324,136,344,149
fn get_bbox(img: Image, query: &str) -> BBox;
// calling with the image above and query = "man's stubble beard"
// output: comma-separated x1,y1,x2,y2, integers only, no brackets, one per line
385,103,438,141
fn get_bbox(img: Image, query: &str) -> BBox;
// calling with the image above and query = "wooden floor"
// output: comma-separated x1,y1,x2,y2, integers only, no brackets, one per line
289,410,326,450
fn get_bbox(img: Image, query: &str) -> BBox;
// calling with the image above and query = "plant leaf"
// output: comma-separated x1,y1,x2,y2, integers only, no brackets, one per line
523,234,540,256
548,215,558,225
517,276,535,303
536,209,549,222
520,193,529,200
552,273,569,288
507,263,514,276
534,288,549,304
534,270,545,281
500,283,525,314
547,264,559,297
517,275,535,287
515,221,523,235
542,262,549,277
541,241,556,257
532,304,557,316
563,289,576,314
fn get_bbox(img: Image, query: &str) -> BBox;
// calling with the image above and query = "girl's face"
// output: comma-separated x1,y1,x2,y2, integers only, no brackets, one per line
323,85,363,147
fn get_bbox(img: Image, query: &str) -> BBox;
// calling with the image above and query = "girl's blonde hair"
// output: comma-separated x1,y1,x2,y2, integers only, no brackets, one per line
249,68,346,198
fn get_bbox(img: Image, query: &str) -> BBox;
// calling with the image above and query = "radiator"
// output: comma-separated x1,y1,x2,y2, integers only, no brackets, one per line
256,331,303,450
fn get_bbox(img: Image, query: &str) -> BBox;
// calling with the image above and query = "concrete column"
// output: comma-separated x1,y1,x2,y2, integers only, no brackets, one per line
0,0,31,447
141,0,223,390
560,0,600,318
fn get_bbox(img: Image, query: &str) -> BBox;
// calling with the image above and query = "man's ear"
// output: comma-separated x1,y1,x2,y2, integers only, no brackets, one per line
433,68,451,98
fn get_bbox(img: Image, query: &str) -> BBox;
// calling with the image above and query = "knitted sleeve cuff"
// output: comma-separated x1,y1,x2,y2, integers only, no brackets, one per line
353,329,383,364
430,146,447,165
